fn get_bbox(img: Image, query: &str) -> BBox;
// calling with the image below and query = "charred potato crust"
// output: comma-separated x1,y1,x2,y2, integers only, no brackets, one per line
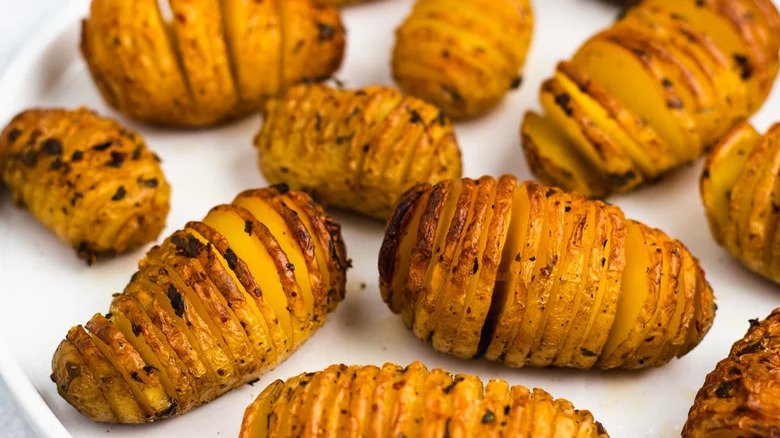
239,362,610,437
0,107,170,263
51,185,348,423
379,175,715,370
81,0,345,127
255,83,463,219
682,308,780,437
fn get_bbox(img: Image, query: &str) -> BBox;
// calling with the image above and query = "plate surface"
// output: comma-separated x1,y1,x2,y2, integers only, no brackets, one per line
0,0,778,437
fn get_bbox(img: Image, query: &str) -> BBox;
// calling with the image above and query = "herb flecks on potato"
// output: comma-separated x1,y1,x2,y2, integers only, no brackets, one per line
379,175,715,370
256,83,463,220
51,186,348,423
0,107,170,263
81,0,345,127
522,0,780,197
239,362,611,438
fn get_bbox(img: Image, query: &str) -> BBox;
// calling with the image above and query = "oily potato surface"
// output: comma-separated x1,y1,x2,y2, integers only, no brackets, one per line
81,0,345,127
0,107,170,263
256,83,463,219
239,361,610,438
379,175,715,370
392,0,534,119
51,185,348,423
682,308,780,437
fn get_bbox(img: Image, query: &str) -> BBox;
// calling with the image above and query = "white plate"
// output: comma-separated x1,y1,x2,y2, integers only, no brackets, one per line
1,0,779,436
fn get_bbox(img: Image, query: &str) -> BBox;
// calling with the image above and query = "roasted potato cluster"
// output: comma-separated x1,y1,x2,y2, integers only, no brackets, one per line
81,0,345,127
701,122,780,284
240,361,610,438
51,185,348,423
379,175,715,370
0,108,170,263
256,83,463,219
392,0,534,119
682,308,780,437
523,0,780,197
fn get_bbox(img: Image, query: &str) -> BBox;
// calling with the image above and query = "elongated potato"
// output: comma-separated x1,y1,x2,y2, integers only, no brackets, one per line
379,175,715,370
392,0,534,119
51,185,348,423
239,362,610,437
0,108,170,263
81,0,345,127
255,83,463,219
700,121,780,284
682,308,780,437
522,0,780,197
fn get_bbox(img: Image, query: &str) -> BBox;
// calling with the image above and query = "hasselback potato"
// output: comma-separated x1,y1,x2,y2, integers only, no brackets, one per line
256,83,463,219
81,0,345,127
682,308,780,437
240,361,610,437
0,108,170,263
522,0,780,197
392,0,534,119
51,185,347,423
701,122,780,284
379,175,715,370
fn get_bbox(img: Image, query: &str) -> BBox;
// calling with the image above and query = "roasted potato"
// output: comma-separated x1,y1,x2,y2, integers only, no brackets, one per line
379,175,715,370
392,0,534,119
700,121,780,284
256,83,463,219
0,108,170,264
239,361,610,437
81,0,345,127
51,185,348,423
682,308,780,437
522,0,780,197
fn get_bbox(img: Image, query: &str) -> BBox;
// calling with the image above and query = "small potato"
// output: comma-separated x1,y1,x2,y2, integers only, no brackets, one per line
0,107,170,263
379,175,715,370
240,362,610,437
255,83,462,219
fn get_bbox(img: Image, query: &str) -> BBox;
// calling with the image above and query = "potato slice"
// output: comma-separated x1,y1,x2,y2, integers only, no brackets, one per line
387,362,428,436
321,366,358,437
654,239,697,366
344,365,381,436
239,380,284,438
446,374,483,435
278,372,316,437
420,368,454,437
368,364,407,435
52,339,116,423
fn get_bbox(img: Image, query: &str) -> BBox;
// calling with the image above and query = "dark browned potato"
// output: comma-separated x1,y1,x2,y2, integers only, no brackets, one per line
682,308,780,437
51,185,348,423
240,362,611,437
81,0,345,127
0,107,170,263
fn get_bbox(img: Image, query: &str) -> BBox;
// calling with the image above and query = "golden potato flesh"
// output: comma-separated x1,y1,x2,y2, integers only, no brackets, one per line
682,308,780,437
0,108,170,263
379,175,715,370
239,361,610,438
81,0,345,127
51,185,348,423
522,0,779,198
392,0,534,119
256,83,463,219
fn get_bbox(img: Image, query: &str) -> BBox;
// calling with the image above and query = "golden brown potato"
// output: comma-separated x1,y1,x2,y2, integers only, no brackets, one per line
522,0,780,197
51,185,348,423
0,107,170,263
682,308,780,437
255,83,463,219
392,0,534,119
239,361,610,437
700,121,780,284
379,175,715,370
81,0,345,127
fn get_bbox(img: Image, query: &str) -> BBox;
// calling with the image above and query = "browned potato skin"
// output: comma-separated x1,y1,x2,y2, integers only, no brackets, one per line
379,176,715,370
682,308,780,437
51,186,348,423
392,0,534,119
239,362,611,437
81,0,345,127
0,108,170,264
256,83,463,219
